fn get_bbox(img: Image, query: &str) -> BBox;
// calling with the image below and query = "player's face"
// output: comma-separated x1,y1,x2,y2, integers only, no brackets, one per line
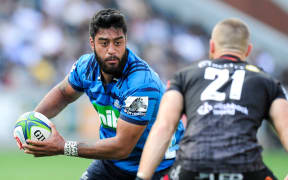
91,27,127,75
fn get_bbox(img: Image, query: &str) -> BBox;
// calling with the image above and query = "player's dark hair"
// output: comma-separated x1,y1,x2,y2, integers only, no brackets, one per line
89,8,127,38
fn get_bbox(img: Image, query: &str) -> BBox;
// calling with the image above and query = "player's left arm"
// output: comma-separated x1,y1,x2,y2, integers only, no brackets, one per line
269,98,288,152
77,118,146,159
22,118,146,159
137,90,183,180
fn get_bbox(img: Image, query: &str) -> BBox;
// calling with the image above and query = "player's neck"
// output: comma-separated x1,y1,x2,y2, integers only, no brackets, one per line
101,71,114,85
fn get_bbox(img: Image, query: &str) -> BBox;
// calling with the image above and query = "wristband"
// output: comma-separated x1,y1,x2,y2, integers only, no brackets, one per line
136,172,146,180
135,176,145,180
64,141,78,156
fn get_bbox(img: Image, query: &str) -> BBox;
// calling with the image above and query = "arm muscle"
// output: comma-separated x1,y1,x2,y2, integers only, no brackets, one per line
138,90,184,179
77,118,146,159
269,98,288,152
34,76,83,118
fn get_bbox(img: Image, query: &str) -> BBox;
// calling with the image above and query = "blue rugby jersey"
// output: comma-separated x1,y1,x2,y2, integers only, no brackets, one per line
68,49,184,173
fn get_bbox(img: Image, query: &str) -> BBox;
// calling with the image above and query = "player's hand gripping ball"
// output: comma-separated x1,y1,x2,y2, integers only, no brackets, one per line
13,112,51,150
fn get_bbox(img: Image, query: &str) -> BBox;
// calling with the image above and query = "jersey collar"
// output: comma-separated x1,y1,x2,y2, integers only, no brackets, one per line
219,54,243,62
97,73,120,83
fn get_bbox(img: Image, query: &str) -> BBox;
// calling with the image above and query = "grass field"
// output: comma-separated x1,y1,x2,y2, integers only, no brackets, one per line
262,150,288,180
0,149,287,180
0,149,92,180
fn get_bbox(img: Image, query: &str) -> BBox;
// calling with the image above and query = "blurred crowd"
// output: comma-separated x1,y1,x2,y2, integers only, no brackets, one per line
0,0,286,91
1,0,287,150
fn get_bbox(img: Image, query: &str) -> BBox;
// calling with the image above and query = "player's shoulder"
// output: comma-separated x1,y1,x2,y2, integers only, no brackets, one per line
175,59,205,77
242,64,282,91
244,63,273,80
125,50,162,85
70,53,95,75
120,50,164,94
70,53,98,82
123,66,164,93
75,53,94,67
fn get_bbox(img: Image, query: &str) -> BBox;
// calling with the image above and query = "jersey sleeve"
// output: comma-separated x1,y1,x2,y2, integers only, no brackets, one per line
119,84,162,125
269,80,288,101
68,54,91,92
265,78,288,120
167,71,184,94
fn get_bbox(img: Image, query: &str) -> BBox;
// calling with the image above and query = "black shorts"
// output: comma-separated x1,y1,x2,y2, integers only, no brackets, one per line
80,160,169,180
163,164,277,180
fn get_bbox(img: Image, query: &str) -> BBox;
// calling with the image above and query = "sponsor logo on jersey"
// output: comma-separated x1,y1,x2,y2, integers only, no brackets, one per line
124,96,148,116
196,173,243,180
93,103,120,129
198,60,211,68
198,60,245,70
245,65,260,72
197,102,248,116
197,102,213,115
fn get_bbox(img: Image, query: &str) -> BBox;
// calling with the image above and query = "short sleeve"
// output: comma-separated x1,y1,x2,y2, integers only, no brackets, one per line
119,84,163,125
265,79,288,120
272,81,288,100
68,54,91,92
167,71,184,94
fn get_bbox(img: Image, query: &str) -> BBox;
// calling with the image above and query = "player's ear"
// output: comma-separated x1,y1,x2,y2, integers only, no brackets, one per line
209,39,215,59
245,43,253,57
89,36,95,51
209,39,215,54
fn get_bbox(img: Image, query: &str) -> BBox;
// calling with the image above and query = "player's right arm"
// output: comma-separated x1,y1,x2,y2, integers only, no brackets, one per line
137,90,184,180
269,98,288,152
34,76,83,119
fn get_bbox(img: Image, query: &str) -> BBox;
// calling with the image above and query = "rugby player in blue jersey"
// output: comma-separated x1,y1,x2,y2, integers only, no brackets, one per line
22,8,184,180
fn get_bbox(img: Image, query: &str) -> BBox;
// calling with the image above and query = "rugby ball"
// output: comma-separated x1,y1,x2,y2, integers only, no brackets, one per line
13,111,51,149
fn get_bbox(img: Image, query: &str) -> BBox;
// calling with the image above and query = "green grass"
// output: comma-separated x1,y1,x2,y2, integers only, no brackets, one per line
263,150,288,180
0,149,287,180
0,149,92,180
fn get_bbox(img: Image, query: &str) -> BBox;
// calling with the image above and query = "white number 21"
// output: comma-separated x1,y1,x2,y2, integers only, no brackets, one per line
200,67,245,101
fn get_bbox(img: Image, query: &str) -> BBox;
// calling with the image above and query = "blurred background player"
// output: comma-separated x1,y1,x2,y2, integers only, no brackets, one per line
136,18,288,180
21,8,184,180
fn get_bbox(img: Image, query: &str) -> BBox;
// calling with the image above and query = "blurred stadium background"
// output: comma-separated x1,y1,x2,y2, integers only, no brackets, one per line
0,0,287,179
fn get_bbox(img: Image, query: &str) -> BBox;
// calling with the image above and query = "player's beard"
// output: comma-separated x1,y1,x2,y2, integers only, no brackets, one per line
94,49,127,77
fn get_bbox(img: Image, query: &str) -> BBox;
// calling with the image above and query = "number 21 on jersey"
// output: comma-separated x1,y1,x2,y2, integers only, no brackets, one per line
200,67,245,101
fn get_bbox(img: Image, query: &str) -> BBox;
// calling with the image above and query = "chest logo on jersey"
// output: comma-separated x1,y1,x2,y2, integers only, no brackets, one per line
93,104,120,129
124,96,148,116
197,102,248,116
